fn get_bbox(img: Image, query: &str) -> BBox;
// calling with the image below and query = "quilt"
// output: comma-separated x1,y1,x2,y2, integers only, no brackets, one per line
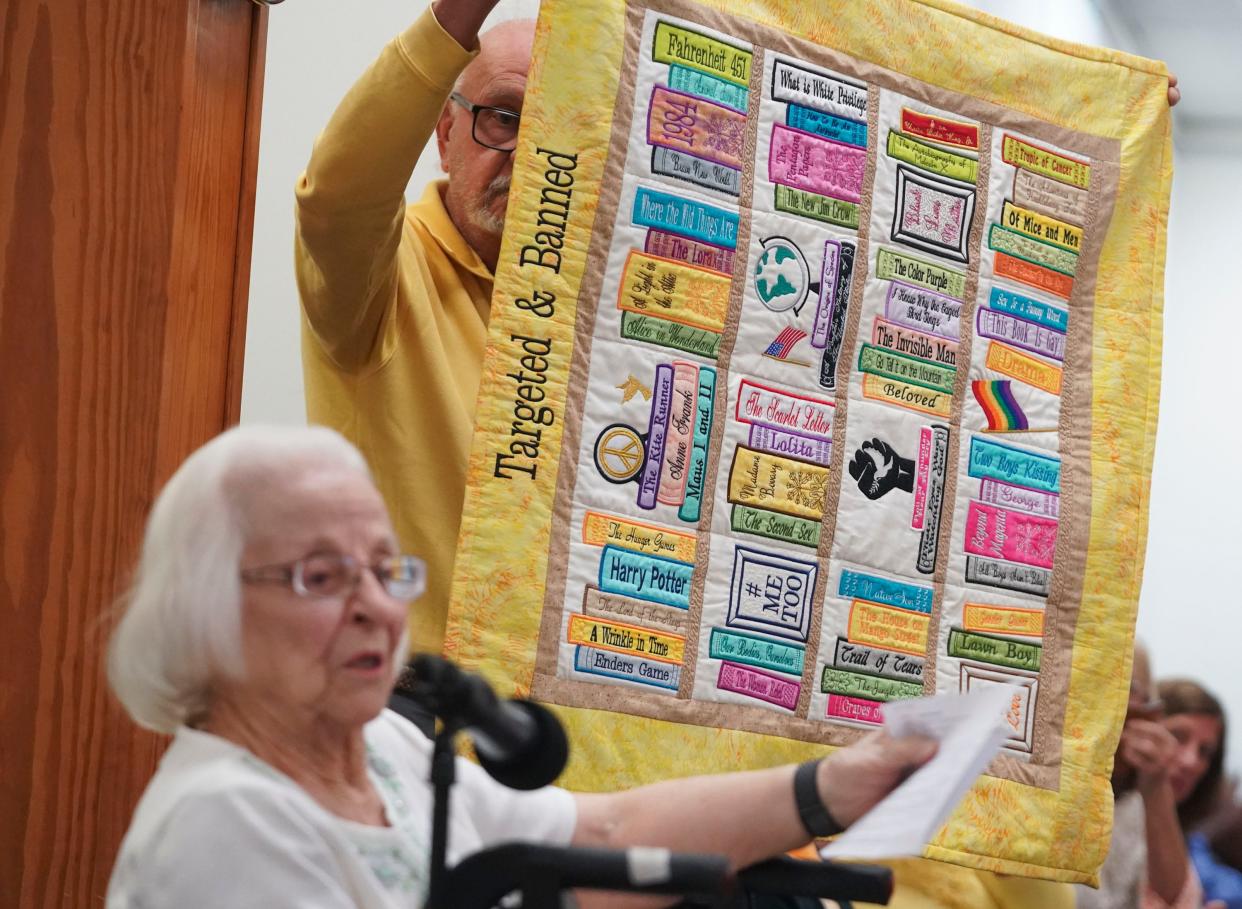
444,0,1173,883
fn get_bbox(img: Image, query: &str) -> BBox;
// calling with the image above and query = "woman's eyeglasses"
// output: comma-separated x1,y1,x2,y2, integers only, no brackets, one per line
241,553,426,603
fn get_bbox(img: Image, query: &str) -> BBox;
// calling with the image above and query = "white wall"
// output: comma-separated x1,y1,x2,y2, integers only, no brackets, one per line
1137,146,1242,777
241,2,1241,774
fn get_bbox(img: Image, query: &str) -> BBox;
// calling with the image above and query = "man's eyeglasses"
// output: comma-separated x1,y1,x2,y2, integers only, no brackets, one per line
450,92,521,152
241,553,426,603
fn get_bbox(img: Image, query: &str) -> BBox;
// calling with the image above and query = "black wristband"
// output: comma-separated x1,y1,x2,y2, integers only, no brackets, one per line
793,759,845,839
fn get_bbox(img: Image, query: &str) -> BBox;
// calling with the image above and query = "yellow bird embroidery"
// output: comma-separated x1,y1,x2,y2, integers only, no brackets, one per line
616,374,653,404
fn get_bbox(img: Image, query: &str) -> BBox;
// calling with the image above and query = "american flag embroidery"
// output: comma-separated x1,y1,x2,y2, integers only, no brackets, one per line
763,326,808,360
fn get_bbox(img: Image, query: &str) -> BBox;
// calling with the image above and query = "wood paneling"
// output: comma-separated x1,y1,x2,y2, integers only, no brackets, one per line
0,0,266,904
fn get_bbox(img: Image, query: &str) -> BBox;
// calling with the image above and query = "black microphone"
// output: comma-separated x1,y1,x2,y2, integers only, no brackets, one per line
405,654,569,790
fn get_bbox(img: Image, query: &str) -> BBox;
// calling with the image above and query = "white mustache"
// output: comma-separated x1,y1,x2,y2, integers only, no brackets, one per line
483,175,512,202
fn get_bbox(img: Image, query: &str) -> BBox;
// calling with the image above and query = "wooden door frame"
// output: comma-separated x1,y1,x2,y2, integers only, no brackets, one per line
0,1,268,904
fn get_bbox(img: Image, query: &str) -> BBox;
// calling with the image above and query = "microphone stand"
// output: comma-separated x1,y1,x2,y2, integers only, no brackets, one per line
420,694,731,909
425,718,461,909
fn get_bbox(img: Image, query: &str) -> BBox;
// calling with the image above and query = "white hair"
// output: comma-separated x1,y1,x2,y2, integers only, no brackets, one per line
107,424,371,734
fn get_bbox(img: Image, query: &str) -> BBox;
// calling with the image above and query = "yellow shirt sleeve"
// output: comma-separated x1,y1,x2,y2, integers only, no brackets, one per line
294,7,476,371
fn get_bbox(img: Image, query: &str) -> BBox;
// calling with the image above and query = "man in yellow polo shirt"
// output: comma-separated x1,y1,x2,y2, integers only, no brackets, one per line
296,0,526,654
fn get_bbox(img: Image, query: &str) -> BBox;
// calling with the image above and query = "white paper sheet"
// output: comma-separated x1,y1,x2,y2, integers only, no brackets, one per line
819,685,1013,859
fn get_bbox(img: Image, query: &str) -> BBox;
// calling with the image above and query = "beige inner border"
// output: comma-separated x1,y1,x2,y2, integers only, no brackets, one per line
531,0,1120,791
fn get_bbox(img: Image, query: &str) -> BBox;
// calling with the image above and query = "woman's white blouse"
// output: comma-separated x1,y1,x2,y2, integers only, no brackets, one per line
106,709,577,907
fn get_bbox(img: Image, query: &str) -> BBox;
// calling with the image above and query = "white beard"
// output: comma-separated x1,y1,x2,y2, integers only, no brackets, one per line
469,173,510,236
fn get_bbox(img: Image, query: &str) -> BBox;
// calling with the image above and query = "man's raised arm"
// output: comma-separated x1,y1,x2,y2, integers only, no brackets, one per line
294,0,499,369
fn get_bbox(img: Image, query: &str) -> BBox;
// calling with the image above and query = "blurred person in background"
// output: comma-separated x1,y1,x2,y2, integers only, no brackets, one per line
1077,648,1213,909
1157,680,1237,909
1159,680,1227,834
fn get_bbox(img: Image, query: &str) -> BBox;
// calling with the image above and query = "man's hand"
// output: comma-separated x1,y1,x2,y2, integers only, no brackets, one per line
432,0,503,51
1118,718,1177,797
1168,73,1181,107
817,731,937,827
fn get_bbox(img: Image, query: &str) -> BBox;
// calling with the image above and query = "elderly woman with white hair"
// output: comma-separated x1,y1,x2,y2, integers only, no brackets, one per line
106,425,936,908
